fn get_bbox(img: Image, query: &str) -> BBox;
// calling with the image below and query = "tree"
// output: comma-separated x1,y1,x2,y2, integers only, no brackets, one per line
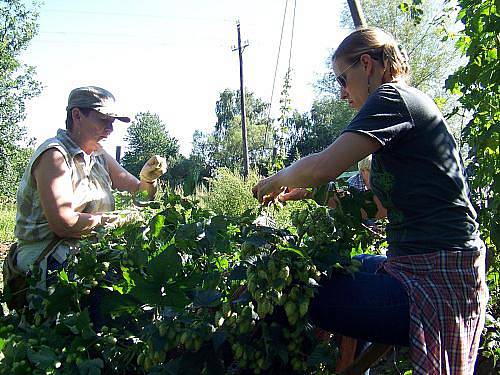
191,117,271,174
314,0,464,140
286,98,355,161
0,143,33,203
0,0,42,200
190,89,274,175
438,0,500,368
445,0,499,302
331,0,460,97
214,88,270,136
121,112,180,181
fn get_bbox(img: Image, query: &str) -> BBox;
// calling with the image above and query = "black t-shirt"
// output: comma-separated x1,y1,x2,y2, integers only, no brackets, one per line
342,83,481,256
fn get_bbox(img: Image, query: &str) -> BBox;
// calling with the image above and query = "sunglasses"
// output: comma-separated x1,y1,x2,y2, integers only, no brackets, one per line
335,58,360,88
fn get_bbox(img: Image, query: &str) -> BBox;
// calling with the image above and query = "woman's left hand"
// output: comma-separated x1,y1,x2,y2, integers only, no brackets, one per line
140,155,168,182
278,187,310,202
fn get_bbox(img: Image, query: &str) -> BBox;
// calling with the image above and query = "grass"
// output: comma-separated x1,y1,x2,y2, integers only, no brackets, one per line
0,202,16,243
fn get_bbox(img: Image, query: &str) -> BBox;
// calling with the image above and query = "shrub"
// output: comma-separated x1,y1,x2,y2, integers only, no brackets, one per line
0,202,16,243
203,167,259,217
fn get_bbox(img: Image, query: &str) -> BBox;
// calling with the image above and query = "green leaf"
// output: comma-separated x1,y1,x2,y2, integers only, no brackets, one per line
150,214,166,238
148,201,161,209
277,244,305,257
183,170,198,197
46,283,77,315
147,245,182,283
27,346,57,369
193,289,222,307
163,287,190,308
245,234,269,248
100,291,140,315
229,265,247,280
59,269,69,282
77,358,104,375
307,343,337,367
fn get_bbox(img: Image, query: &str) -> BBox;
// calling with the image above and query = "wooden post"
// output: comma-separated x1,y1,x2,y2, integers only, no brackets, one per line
115,145,121,163
232,21,250,179
346,0,367,28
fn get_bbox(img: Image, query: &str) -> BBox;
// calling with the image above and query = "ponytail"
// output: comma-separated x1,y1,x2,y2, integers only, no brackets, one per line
333,27,411,83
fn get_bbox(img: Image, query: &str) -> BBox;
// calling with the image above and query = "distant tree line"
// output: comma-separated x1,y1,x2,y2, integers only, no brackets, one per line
1,0,462,199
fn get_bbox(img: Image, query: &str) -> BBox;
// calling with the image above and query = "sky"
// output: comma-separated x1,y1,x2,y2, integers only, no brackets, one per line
21,0,350,157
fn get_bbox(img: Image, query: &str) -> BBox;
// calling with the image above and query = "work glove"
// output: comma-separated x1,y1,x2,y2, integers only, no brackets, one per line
139,155,167,183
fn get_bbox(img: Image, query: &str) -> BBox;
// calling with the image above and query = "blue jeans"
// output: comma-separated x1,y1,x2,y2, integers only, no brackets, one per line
310,254,410,346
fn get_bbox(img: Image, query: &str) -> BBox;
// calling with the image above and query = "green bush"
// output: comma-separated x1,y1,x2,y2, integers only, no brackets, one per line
0,146,32,203
202,167,307,230
0,202,16,243
203,167,260,217
0,188,375,374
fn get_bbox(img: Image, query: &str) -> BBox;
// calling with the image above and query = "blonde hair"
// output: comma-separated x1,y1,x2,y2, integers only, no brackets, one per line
358,154,372,172
333,27,410,83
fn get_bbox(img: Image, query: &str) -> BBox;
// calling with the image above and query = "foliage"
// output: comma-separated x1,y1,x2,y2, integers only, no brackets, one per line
200,167,308,231
0,145,32,202
208,121,270,174
0,186,379,374
165,155,209,195
0,201,16,243
202,167,260,218
445,0,499,257
190,89,274,176
214,89,270,137
476,312,500,373
443,0,500,368
336,0,460,97
271,69,294,169
286,98,355,162
121,112,180,182
0,0,41,201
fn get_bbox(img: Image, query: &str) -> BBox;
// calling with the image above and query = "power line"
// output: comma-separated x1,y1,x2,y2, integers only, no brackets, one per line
34,31,230,48
287,0,297,72
44,8,233,22
263,0,289,151
32,38,228,48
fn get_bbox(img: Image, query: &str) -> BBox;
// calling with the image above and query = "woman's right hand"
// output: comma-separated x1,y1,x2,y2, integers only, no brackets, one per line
252,175,284,204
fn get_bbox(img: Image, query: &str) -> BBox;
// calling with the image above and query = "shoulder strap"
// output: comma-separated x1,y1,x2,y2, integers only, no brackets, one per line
33,236,61,265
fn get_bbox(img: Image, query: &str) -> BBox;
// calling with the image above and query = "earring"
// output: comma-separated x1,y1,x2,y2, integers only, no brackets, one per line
367,77,371,95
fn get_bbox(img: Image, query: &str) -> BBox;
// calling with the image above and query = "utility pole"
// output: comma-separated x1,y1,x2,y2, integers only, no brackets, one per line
346,0,367,28
115,145,121,163
232,21,250,179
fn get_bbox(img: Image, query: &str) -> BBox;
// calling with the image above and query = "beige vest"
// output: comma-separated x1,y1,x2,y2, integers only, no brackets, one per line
15,129,115,272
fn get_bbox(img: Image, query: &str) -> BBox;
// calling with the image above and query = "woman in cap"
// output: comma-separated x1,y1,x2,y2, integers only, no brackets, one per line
11,86,166,315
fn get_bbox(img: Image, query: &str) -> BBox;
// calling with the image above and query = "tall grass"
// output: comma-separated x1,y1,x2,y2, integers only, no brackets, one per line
0,201,16,243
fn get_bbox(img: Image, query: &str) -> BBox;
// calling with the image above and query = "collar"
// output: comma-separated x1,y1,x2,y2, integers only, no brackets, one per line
56,129,85,159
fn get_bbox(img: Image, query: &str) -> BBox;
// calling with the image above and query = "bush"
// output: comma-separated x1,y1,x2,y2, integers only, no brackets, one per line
0,202,16,243
0,188,376,374
0,146,32,203
203,167,259,217
202,167,308,230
